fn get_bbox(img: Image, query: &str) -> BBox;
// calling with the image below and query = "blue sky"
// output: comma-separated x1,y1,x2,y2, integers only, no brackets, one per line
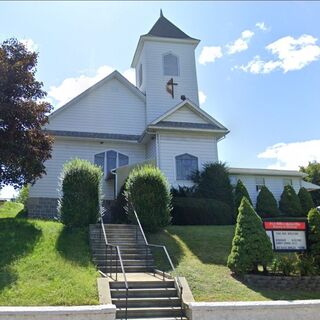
1,1,320,197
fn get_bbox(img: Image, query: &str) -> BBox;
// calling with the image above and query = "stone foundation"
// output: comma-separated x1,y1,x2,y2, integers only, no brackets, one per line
27,197,59,219
243,274,320,290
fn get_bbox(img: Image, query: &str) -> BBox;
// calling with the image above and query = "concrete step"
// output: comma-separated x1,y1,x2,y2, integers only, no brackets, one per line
113,297,181,308
110,281,175,289
111,288,178,298
100,266,154,273
116,318,187,320
116,306,183,318
94,259,154,266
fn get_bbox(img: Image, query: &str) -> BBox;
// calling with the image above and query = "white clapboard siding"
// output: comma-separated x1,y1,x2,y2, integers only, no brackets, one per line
46,78,146,135
146,137,157,160
230,174,303,206
141,41,199,124
29,138,146,200
158,131,218,187
164,106,208,123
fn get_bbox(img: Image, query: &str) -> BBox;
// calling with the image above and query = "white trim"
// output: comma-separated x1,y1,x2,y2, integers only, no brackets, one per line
149,126,228,134
49,71,145,120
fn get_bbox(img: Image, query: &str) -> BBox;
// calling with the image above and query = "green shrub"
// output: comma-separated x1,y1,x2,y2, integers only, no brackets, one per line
227,197,273,274
279,185,303,216
171,197,234,225
298,187,314,216
296,253,317,276
125,164,171,232
234,179,252,217
271,255,296,276
193,162,234,211
256,185,279,218
308,208,320,270
59,158,103,228
16,185,30,206
171,185,196,198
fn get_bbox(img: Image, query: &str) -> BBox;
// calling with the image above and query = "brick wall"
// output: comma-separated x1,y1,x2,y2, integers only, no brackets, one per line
27,197,59,219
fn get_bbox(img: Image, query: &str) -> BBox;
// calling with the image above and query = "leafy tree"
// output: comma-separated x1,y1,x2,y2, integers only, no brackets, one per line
256,185,279,218
298,187,314,216
279,185,303,216
300,161,320,206
192,162,234,211
16,185,30,206
307,208,320,271
0,38,53,189
234,179,252,216
59,159,103,228
227,197,273,274
125,165,171,232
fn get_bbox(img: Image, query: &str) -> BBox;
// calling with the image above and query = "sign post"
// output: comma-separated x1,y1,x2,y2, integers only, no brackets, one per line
263,221,307,252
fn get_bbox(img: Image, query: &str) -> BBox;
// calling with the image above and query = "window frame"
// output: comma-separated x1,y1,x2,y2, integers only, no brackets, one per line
163,52,180,77
175,153,198,181
255,176,265,192
94,149,129,178
283,178,293,186
138,64,143,87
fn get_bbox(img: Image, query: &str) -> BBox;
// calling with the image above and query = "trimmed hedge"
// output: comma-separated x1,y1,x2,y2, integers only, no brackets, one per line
279,185,303,216
298,187,314,216
125,165,171,232
227,197,273,274
256,185,279,218
171,197,234,225
59,158,103,228
308,208,320,271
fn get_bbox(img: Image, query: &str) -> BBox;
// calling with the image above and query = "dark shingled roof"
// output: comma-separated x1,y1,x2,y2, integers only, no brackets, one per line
149,121,225,130
145,11,198,41
45,130,140,141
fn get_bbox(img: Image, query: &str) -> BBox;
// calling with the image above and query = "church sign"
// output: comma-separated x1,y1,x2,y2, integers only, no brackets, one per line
263,221,307,252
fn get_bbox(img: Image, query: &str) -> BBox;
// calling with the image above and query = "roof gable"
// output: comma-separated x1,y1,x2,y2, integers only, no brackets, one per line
150,99,228,132
49,70,145,120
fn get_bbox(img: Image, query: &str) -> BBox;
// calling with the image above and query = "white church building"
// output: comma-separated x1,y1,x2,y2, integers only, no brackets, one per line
28,12,318,218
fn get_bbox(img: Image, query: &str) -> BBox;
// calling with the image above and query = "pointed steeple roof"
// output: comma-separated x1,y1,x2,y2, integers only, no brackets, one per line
144,10,198,41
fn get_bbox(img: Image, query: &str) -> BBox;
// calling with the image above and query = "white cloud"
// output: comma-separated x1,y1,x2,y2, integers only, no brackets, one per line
198,91,207,105
237,34,320,74
256,22,269,32
199,46,222,65
49,65,135,108
122,68,136,85
258,140,320,170
227,30,254,55
21,38,38,52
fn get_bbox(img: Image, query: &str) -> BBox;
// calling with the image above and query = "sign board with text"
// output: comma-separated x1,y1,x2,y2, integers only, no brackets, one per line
263,221,307,252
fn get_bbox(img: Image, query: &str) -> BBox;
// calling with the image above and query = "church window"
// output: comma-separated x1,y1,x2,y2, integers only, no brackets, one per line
163,53,179,76
283,178,293,186
94,150,129,177
138,64,143,87
176,153,198,180
255,177,265,192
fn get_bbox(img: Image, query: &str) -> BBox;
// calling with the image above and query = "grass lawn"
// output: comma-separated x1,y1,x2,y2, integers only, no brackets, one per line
0,202,99,305
148,225,320,302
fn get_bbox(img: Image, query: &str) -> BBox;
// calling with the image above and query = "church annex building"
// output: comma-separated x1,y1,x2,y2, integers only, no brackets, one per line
27,12,320,218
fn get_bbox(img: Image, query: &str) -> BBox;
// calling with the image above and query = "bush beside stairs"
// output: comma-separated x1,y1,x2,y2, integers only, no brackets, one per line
90,224,188,320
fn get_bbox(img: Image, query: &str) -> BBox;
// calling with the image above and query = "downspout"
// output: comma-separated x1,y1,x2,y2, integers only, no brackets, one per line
111,169,117,200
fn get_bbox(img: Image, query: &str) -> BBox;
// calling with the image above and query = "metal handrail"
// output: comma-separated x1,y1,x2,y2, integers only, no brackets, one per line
99,209,129,319
131,207,184,319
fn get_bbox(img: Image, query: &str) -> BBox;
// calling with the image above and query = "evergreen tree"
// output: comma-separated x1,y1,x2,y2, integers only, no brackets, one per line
307,208,320,271
279,185,303,217
298,187,314,216
300,161,320,206
234,179,252,217
227,197,273,274
256,185,279,218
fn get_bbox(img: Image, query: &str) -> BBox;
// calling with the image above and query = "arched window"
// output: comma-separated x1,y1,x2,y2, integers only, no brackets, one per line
175,153,198,180
163,53,179,76
94,150,129,178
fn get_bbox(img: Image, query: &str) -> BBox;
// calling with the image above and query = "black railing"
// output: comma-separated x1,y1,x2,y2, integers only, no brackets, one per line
131,207,184,320
100,209,128,320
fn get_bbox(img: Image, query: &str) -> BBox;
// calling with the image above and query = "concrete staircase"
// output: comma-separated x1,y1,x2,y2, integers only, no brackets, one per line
90,224,154,273
90,223,187,319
